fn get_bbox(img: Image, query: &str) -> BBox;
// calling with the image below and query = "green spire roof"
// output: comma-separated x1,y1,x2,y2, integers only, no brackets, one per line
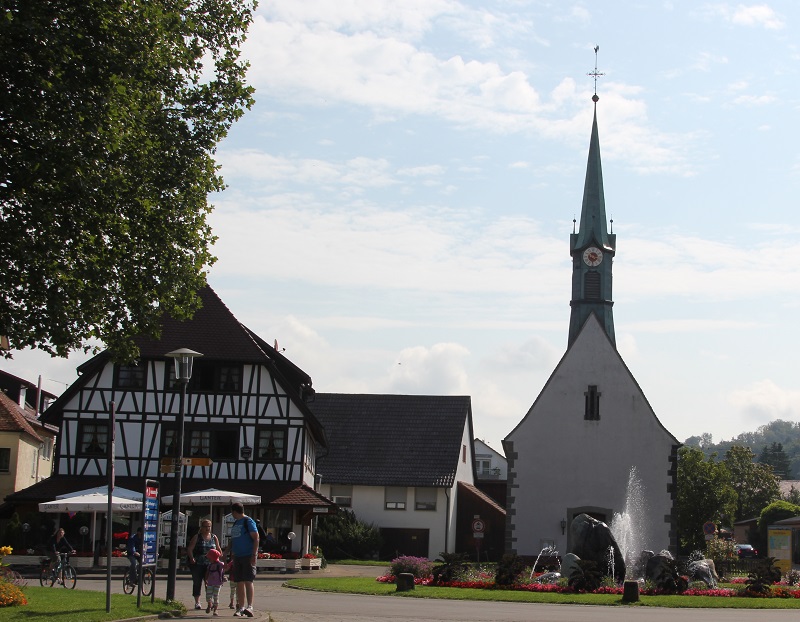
573,107,611,250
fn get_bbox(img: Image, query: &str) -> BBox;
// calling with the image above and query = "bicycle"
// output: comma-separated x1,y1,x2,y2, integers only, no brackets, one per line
122,562,154,596
0,565,26,587
40,552,76,588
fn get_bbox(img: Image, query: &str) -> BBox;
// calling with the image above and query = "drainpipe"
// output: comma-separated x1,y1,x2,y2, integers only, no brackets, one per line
444,488,451,554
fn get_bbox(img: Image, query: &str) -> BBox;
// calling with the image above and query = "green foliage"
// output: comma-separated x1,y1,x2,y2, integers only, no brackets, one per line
705,536,737,562
0,0,257,359
312,509,382,560
724,445,781,522
389,556,432,579
676,447,737,552
743,557,782,596
758,442,792,479
494,553,526,586
653,557,689,594
685,420,800,480
758,500,800,545
431,552,470,584
567,559,603,593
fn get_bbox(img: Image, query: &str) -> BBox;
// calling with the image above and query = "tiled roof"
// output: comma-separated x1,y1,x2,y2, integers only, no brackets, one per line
311,393,472,488
134,286,272,363
4,475,334,509
0,390,43,442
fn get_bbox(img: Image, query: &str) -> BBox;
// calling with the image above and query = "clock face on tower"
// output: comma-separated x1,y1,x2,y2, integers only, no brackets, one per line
583,246,603,267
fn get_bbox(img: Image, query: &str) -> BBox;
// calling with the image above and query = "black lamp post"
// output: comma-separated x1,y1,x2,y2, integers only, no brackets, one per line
164,348,202,602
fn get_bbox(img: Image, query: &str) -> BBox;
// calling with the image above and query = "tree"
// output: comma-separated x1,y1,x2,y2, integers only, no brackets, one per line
676,446,736,553
724,445,781,522
313,509,382,560
757,500,800,553
758,442,792,480
0,0,256,360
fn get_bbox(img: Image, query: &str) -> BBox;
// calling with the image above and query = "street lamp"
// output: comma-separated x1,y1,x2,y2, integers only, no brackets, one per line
164,348,202,602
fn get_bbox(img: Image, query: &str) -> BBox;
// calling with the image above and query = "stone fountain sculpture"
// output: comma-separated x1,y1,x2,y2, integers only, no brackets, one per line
569,513,626,581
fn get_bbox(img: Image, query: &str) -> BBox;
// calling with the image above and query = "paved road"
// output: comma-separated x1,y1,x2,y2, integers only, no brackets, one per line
35,565,800,622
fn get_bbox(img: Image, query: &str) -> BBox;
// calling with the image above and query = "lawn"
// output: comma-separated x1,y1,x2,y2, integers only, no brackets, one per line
2,586,181,622
284,576,800,609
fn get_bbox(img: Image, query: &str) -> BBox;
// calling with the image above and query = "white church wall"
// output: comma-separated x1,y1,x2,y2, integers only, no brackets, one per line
505,317,677,558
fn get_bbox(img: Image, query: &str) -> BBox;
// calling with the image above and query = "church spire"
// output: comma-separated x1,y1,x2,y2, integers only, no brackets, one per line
568,50,616,348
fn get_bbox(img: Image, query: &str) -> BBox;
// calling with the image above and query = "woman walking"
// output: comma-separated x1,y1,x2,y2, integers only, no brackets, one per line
186,519,220,610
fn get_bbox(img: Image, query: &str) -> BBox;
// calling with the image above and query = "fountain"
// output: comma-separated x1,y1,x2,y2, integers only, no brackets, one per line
610,466,648,578
529,545,558,581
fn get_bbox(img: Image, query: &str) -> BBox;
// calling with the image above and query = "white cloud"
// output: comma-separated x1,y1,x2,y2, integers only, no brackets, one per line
730,4,785,29
733,94,777,106
730,379,800,425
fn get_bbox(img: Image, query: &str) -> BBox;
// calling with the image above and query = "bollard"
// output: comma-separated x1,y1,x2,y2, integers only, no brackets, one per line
622,579,640,603
396,572,415,592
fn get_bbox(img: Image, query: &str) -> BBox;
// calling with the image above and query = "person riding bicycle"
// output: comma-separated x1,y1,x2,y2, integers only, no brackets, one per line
126,527,143,584
48,528,74,583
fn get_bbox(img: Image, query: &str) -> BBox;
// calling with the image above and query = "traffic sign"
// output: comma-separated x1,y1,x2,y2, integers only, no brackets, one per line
472,518,485,533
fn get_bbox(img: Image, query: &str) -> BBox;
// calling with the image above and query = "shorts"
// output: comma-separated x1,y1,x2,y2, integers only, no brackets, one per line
231,556,256,583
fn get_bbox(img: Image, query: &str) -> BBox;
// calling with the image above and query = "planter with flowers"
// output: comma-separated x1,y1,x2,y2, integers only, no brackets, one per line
300,553,321,571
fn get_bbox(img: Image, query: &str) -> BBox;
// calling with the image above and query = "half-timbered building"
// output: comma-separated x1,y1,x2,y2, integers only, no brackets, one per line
4,286,334,554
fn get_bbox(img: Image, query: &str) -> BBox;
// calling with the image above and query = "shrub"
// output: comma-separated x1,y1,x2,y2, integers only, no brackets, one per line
785,568,800,586
567,559,603,593
431,552,470,584
0,576,26,607
743,557,782,596
390,556,432,579
494,553,526,586
312,509,382,559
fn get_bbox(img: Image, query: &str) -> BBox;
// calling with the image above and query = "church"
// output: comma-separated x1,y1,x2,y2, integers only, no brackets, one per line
503,93,680,560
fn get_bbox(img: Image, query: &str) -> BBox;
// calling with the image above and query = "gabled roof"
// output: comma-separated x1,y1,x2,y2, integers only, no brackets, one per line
311,393,472,487
0,390,56,443
40,286,325,444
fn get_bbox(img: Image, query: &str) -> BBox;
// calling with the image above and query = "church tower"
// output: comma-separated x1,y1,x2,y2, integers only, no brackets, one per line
503,58,679,560
568,98,616,347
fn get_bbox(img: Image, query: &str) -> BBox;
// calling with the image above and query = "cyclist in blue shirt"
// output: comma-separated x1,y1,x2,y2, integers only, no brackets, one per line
126,527,142,583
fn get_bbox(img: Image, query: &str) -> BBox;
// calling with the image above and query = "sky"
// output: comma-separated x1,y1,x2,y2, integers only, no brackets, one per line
4,1,800,455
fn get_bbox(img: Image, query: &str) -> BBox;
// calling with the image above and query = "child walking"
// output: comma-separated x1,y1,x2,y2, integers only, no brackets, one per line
204,548,225,616
225,552,238,609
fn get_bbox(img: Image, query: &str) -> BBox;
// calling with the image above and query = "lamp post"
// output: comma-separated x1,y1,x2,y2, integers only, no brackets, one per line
164,348,202,602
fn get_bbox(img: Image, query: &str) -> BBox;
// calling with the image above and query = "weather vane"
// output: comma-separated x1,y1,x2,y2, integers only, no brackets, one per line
587,45,604,103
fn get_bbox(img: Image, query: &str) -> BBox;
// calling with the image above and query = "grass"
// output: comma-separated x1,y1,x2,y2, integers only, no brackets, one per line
2,585,182,622
284,576,800,609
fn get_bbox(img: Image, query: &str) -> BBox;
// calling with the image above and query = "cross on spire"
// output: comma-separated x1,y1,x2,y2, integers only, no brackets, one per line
587,45,604,103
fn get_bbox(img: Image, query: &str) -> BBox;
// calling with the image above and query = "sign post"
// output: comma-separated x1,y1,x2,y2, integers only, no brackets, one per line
472,517,485,562
139,480,160,607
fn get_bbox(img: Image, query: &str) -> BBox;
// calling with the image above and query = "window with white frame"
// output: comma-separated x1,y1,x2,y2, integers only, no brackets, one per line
330,485,352,507
414,487,437,511
384,486,407,510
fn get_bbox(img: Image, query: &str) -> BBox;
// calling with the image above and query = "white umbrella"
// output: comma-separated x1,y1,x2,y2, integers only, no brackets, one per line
160,488,260,508
161,489,261,537
56,486,142,501
39,493,142,513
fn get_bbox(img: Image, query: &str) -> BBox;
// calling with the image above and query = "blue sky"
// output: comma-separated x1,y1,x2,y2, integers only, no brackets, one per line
5,1,800,454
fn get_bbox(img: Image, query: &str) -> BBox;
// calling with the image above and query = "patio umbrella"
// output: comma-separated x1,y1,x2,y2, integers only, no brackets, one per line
41,490,144,560
160,488,261,536
39,493,142,513
160,488,260,511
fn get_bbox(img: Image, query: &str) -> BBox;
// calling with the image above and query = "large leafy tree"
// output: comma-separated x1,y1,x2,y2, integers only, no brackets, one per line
0,0,256,359
676,446,736,553
724,445,781,522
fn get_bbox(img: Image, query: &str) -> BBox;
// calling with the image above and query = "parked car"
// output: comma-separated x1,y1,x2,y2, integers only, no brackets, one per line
735,544,758,558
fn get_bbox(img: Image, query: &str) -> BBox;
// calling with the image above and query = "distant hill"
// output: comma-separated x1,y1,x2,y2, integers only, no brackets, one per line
684,419,800,479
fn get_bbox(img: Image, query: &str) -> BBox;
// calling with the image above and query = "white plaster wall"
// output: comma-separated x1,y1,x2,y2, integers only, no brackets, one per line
505,317,677,558
320,484,450,559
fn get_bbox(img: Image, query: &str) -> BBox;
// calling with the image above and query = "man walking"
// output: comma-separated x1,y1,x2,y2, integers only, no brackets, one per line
229,502,259,617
